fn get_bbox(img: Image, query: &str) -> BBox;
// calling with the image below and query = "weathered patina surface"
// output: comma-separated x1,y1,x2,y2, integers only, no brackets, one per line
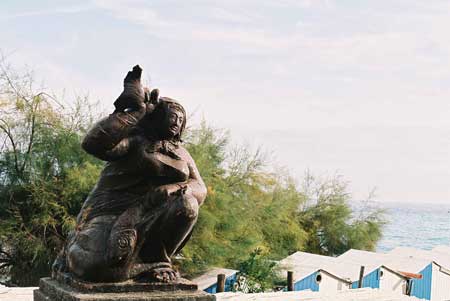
34,277,215,301
52,65,207,284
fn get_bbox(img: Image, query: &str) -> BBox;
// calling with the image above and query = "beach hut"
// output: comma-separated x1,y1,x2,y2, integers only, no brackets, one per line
388,247,450,301
216,287,424,301
349,265,408,293
339,249,420,293
192,268,239,294
339,248,450,301
284,250,409,294
286,265,353,293
389,246,450,267
278,251,360,293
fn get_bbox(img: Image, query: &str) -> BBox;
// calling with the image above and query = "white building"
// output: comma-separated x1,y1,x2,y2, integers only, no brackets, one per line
387,247,450,301
278,251,378,293
388,246,450,268
192,268,239,293
339,248,450,301
216,287,424,301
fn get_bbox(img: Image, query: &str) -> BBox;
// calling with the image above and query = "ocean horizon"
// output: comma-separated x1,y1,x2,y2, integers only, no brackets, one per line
374,201,450,252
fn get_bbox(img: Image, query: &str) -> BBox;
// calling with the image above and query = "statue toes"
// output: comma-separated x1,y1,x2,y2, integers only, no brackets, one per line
169,271,177,281
164,272,171,282
149,266,178,283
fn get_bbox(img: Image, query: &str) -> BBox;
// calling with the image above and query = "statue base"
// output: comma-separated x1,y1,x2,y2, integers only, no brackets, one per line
34,277,215,301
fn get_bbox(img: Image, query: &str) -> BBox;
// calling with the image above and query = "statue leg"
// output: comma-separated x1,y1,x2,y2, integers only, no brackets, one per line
66,215,116,281
68,192,198,282
103,197,172,281
137,192,199,281
66,206,165,282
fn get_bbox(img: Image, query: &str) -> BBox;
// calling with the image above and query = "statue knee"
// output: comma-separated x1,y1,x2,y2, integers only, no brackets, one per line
67,243,99,278
107,228,137,265
176,194,199,222
65,224,111,279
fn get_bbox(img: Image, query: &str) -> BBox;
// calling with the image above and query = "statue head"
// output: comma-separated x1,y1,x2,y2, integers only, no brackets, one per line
141,97,186,142
158,97,186,141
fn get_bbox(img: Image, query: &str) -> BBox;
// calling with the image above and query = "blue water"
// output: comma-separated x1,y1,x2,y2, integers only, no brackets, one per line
375,202,450,252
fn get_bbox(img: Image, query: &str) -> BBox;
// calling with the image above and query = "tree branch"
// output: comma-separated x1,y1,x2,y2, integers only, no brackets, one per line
0,61,30,103
0,118,20,174
20,96,38,173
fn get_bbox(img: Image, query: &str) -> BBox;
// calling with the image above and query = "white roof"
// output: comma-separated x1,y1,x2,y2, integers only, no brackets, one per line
216,288,424,301
0,287,37,301
277,251,337,282
278,251,378,282
388,247,450,268
192,268,239,290
0,286,423,301
337,249,431,275
432,245,450,254
278,251,337,269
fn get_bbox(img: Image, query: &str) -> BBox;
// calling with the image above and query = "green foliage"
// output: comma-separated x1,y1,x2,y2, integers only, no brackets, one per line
180,123,385,290
179,122,307,278
0,62,385,289
298,174,385,256
235,248,283,293
0,61,102,285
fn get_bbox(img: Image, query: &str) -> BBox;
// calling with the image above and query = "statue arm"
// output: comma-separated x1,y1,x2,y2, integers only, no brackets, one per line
180,147,207,206
81,109,144,161
82,65,149,161
154,146,207,205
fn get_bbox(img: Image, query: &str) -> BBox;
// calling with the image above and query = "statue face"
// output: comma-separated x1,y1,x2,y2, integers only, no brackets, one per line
161,107,184,138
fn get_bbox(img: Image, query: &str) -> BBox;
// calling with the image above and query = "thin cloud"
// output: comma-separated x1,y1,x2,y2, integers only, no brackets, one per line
93,0,288,48
3,0,450,202
0,5,93,20
209,7,259,24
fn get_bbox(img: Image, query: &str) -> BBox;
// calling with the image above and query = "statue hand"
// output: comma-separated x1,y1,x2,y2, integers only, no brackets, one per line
153,185,170,200
183,185,193,196
144,88,159,115
147,88,160,105
114,65,145,113
153,184,186,201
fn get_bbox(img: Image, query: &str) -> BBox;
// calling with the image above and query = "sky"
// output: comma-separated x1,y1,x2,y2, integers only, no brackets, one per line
1,0,449,203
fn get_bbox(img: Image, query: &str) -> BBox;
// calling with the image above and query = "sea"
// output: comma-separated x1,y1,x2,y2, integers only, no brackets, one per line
375,201,450,252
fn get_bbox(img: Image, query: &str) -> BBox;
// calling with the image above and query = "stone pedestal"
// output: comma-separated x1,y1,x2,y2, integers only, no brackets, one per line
34,277,215,301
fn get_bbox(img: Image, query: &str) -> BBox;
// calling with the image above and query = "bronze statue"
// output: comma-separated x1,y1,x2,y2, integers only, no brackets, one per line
52,65,207,283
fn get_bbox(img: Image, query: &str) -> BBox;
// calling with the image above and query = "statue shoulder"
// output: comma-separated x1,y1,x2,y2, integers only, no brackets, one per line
174,145,195,164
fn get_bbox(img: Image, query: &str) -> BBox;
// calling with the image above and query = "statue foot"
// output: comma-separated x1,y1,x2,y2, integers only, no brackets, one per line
151,266,179,283
51,253,66,278
134,262,180,283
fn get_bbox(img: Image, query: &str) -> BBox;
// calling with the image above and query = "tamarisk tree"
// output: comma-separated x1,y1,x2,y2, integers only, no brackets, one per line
0,58,102,286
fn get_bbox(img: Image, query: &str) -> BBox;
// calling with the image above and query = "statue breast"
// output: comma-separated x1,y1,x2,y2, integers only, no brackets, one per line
140,140,189,182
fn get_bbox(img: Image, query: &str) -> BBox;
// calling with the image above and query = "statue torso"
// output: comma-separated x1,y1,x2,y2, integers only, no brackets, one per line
79,135,189,221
